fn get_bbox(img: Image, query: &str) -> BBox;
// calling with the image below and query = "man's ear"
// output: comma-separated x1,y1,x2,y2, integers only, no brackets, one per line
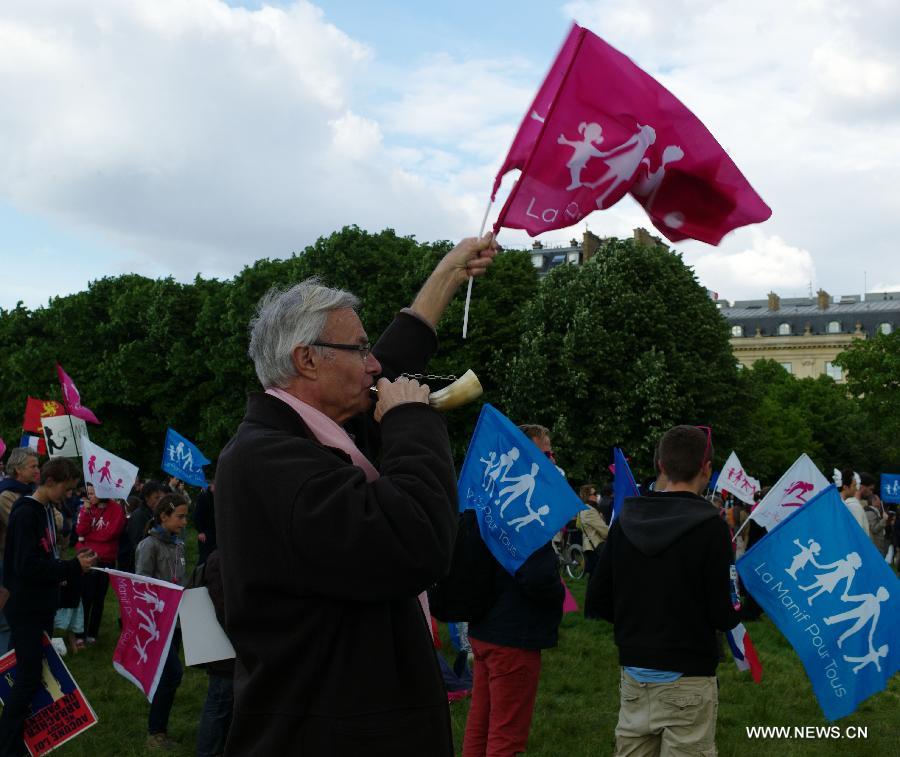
292,345,319,380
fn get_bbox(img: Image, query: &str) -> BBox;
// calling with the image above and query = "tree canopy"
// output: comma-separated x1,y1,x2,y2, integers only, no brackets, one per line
1,227,895,489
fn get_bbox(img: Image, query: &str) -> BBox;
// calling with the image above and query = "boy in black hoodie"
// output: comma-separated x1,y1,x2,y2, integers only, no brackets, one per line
586,425,739,756
0,458,96,757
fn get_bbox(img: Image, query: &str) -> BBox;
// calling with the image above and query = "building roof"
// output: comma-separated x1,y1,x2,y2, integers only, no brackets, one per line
720,292,900,337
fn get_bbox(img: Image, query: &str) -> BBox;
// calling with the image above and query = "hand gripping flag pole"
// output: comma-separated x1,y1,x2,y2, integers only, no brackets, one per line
461,197,494,339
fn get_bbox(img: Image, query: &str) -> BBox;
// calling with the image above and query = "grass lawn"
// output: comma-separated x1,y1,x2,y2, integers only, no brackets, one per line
46,535,899,756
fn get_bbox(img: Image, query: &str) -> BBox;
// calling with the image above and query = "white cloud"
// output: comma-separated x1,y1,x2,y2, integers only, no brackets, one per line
1,0,899,308
686,232,816,301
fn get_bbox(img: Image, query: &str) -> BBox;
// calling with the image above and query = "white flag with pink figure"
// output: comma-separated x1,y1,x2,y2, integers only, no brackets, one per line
746,453,829,533
715,451,760,505
100,569,184,701
80,438,138,499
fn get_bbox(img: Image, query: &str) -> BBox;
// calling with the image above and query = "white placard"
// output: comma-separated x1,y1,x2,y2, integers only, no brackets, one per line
178,587,236,667
42,415,88,458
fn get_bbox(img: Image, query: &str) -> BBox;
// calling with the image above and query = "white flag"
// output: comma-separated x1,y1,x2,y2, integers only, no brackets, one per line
748,453,829,532
42,415,88,458
715,451,760,505
80,437,138,499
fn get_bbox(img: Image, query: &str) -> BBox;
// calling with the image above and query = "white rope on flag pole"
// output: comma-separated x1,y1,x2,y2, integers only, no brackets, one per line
462,197,494,339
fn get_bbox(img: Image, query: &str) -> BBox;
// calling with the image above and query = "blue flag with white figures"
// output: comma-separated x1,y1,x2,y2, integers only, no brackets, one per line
737,485,900,721
162,428,210,488
881,474,900,504
611,447,639,523
458,404,586,576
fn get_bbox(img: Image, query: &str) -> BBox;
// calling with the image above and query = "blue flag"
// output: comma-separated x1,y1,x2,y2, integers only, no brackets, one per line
881,473,900,504
611,447,639,523
458,404,586,575
161,428,210,488
737,485,900,721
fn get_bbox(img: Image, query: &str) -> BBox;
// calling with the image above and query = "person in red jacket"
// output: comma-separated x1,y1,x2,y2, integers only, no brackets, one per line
75,483,126,643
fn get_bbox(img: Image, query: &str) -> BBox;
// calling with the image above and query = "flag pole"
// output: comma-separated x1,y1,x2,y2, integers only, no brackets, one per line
462,196,494,339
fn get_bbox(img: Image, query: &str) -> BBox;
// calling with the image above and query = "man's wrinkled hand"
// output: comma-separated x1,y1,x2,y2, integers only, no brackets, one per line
438,233,498,286
374,376,430,423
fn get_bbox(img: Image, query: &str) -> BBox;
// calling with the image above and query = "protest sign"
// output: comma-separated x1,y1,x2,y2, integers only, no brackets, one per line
458,404,585,575
0,634,97,756
56,363,100,424
610,447,639,523
737,486,900,720
716,451,760,505
41,415,88,459
179,587,235,667
742,453,829,534
101,568,184,701
491,23,770,244
21,398,64,435
162,428,210,488
881,474,900,505
80,438,138,499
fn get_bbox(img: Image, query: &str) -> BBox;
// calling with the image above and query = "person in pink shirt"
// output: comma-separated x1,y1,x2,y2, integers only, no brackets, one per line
75,483,126,643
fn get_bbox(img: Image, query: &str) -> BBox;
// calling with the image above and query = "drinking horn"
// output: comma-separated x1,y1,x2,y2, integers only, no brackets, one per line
370,369,483,411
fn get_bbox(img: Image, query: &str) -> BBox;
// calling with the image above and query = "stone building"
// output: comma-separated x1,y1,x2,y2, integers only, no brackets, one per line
719,290,899,381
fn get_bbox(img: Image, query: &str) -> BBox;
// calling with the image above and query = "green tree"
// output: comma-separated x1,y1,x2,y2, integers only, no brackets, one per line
835,331,900,469
496,237,740,484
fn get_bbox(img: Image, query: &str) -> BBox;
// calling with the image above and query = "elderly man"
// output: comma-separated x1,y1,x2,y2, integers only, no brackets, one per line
216,235,496,756
0,449,41,654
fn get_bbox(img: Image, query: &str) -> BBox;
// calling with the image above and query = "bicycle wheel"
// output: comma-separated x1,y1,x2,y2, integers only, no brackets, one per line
565,544,585,580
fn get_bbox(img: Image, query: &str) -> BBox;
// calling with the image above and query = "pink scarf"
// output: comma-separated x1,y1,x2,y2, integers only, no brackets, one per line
265,388,379,482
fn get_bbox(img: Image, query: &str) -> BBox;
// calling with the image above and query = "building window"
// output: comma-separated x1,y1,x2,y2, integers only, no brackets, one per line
548,253,566,269
731,325,743,337
778,323,791,336
878,322,892,335
567,251,580,264
825,362,843,381
531,254,544,269
827,321,841,334
779,362,793,373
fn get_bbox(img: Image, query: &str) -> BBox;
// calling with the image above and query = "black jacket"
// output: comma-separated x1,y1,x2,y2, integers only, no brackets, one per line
585,491,740,676
216,312,458,757
469,542,564,650
3,496,82,621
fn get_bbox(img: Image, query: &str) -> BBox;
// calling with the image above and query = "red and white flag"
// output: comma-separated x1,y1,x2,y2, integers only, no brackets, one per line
742,453,829,534
101,568,184,701
492,23,771,245
716,451,760,505
56,363,100,425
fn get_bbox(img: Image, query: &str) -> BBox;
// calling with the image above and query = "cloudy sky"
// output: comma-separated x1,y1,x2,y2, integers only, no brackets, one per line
1,0,898,310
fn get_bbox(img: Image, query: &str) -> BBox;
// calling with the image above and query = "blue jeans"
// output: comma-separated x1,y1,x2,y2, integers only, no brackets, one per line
148,632,183,735
196,673,234,756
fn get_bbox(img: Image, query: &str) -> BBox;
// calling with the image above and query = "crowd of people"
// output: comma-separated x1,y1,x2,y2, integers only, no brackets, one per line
0,234,896,756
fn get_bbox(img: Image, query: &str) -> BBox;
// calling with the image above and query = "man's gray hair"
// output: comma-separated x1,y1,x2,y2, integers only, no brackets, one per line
6,447,38,478
248,277,360,388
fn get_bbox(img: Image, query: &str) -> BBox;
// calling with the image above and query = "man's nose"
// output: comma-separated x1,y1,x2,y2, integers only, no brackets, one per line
366,352,382,374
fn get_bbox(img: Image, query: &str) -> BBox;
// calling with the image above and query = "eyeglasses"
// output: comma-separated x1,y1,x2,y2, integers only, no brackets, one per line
311,341,372,362
695,425,712,464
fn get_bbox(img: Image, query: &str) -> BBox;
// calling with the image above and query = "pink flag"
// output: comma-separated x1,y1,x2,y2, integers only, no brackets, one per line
492,24,771,245
561,578,579,614
0,437,5,460
101,568,184,701
56,363,100,424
